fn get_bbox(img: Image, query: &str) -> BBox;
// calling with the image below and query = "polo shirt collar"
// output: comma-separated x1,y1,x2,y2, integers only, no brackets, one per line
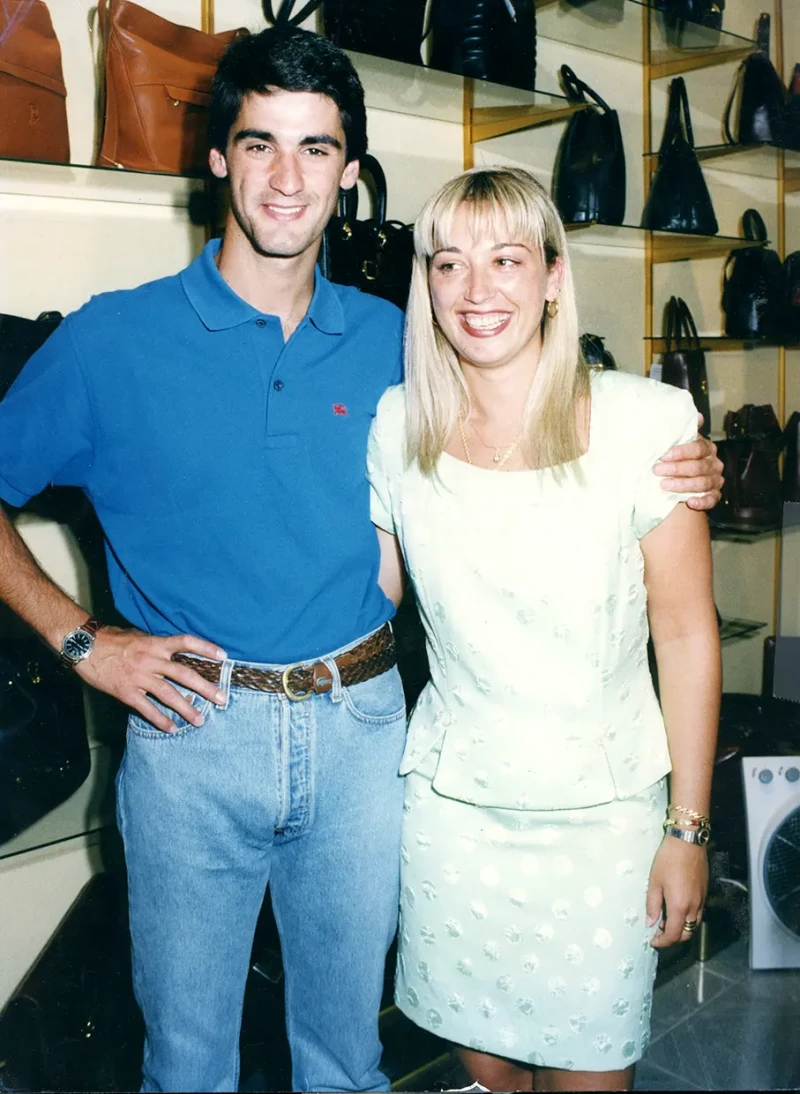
181,238,344,335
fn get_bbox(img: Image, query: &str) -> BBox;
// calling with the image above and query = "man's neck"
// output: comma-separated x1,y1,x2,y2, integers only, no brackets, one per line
216,224,318,340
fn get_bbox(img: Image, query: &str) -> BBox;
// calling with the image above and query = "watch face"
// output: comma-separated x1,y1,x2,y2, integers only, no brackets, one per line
63,630,93,661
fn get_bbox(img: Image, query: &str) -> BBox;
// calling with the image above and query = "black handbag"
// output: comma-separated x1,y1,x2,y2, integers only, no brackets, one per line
660,297,711,438
319,155,414,310
642,76,718,235
323,0,426,66
710,405,783,532
0,639,90,846
776,63,800,152
722,209,783,341
553,65,625,226
580,333,616,370
655,0,724,47
784,251,800,346
0,310,63,400
429,0,536,92
724,14,787,147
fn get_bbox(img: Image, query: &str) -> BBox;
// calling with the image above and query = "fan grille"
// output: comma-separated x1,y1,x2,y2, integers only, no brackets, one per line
763,805,800,937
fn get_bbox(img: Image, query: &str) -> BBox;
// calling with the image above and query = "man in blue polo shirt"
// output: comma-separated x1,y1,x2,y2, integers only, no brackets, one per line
0,25,722,1094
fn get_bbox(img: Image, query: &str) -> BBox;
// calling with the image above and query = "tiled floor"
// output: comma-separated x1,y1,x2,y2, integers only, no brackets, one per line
634,940,800,1091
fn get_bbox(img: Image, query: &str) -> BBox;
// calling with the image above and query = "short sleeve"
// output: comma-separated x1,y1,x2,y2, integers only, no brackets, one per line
632,385,699,540
367,387,405,534
0,319,95,507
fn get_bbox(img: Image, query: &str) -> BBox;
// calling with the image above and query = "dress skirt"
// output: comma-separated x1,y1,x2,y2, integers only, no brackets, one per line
395,753,667,1073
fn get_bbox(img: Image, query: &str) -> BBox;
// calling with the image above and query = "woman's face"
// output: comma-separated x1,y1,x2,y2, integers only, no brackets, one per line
428,203,562,373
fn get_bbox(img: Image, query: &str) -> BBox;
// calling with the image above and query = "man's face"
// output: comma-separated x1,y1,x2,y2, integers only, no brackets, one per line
209,89,359,260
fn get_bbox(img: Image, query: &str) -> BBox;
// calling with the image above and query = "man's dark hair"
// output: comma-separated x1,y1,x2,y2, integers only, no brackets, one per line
209,27,368,163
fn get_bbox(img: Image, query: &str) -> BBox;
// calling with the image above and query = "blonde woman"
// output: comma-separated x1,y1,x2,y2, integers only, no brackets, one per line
368,168,720,1092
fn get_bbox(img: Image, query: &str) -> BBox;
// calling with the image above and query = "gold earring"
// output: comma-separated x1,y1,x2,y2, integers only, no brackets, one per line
546,298,559,319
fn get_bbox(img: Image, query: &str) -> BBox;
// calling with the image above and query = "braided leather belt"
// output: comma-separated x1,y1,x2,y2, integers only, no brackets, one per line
171,623,396,702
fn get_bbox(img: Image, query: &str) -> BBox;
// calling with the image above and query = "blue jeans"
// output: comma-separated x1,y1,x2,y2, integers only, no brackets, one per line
116,629,407,1093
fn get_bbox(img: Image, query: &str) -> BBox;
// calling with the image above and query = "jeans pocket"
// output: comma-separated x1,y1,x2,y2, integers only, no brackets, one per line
342,668,406,725
127,684,213,739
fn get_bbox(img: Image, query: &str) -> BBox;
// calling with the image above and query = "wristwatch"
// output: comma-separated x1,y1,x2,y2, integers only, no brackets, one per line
664,822,711,847
60,617,106,670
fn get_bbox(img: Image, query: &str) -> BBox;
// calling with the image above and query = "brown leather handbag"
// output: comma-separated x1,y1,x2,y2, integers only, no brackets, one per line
0,0,70,163
96,0,247,175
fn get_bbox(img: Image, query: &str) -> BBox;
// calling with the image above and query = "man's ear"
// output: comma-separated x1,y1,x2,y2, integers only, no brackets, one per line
340,158,360,192
209,147,229,180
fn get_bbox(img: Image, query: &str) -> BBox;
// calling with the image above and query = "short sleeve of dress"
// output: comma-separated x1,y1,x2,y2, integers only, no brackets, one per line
367,386,403,534
632,384,699,540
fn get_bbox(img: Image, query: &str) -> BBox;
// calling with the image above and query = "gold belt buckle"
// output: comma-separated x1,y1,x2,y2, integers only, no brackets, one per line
281,663,312,702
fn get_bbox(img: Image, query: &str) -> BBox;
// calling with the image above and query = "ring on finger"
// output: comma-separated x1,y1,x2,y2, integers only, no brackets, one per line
683,919,699,933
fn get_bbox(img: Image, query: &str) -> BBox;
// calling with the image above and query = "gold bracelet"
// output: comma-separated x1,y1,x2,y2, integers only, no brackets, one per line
663,817,705,830
667,804,711,827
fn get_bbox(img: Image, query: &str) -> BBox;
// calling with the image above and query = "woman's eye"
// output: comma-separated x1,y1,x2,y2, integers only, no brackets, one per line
496,257,519,268
436,262,458,273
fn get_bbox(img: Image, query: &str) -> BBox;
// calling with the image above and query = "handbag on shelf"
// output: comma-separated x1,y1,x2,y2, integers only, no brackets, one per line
641,76,718,236
580,333,617,370
722,209,783,342
319,155,415,310
710,404,783,533
0,310,63,401
429,0,536,92
776,63,800,152
655,0,724,47
96,0,248,175
553,65,625,226
784,251,800,346
323,0,427,66
0,638,90,846
660,297,711,438
782,411,800,504
723,14,787,147
0,0,70,164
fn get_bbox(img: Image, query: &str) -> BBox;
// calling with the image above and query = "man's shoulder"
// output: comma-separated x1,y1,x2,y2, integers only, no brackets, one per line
65,267,187,341
332,283,404,331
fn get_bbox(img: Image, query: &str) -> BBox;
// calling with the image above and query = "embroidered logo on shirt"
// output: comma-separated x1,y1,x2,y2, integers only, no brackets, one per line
333,404,348,416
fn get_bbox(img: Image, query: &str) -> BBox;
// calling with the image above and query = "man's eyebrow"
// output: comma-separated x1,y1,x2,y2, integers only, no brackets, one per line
231,129,342,151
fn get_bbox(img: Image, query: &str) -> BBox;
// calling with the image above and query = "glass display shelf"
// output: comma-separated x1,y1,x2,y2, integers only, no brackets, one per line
719,617,768,645
564,221,766,261
647,336,790,353
0,155,206,208
710,523,780,543
645,143,781,181
534,0,754,71
0,742,115,863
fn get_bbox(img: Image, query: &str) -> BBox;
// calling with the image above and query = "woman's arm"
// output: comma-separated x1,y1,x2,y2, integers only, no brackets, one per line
376,526,405,608
640,503,721,948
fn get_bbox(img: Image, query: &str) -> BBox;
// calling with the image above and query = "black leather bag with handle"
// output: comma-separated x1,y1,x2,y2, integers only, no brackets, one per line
553,65,625,226
429,0,536,92
0,310,63,400
776,63,800,151
642,77,718,235
724,14,787,146
722,208,783,341
0,638,90,846
655,0,724,47
323,0,426,66
580,333,617,370
319,155,414,310
660,296,711,437
783,251,800,345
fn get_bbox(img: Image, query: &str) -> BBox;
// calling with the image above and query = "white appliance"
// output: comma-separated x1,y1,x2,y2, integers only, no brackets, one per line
743,756,800,969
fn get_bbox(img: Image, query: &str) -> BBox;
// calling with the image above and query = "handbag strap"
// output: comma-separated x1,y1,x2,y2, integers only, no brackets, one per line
664,296,701,352
559,65,613,113
677,298,701,350
662,76,695,151
742,207,768,242
723,60,747,145
262,0,324,28
335,154,388,226
756,11,770,55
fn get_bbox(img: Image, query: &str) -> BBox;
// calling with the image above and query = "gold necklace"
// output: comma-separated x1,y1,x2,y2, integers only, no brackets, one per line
468,417,522,462
458,414,520,470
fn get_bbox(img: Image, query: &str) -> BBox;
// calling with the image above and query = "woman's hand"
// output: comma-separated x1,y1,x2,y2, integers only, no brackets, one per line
646,835,709,948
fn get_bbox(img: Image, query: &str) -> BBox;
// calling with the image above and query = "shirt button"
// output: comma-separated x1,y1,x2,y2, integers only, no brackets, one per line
273,380,284,391
255,318,267,328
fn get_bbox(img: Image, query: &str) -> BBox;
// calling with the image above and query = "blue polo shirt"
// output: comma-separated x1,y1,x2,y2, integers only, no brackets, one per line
0,239,404,662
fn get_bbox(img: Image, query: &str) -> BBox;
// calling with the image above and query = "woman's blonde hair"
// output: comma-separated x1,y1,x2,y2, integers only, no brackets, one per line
404,166,590,476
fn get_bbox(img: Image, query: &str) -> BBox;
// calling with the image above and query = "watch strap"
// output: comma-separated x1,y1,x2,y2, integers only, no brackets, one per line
664,823,710,847
60,616,106,669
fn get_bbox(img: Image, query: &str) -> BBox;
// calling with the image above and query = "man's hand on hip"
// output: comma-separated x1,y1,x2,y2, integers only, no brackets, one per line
653,414,724,512
75,627,227,733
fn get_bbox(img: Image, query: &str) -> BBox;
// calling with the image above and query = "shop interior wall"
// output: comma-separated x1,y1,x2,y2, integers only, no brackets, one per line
0,0,792,1004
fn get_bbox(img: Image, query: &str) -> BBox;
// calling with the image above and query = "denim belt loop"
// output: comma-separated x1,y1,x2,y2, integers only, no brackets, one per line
217,658,234,709
321,655,343,703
